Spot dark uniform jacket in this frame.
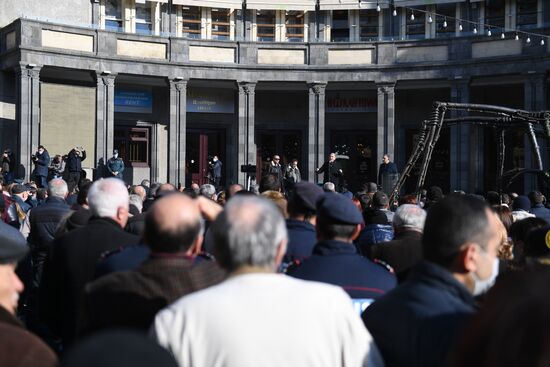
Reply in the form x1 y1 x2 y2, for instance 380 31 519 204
363 260 476 367
529 203 550 224
27 197 70 288
287 239 397 300
82 255 225 334
283 219 317 264
378 162 398 184
317 161 343 189
2 152 15 172
368 229 423 283
107 157 125 178
65 150 86 172
39 217 139 344
33 150 50 177
212 160 222 179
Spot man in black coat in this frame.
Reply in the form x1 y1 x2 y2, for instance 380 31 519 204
39 178 139 345
82 194 225 334
265 154 283 191
315 153 344 192
368 204 426 283
287 193 397 307
32 146 50 189
363 196 501 367
64 147 86 193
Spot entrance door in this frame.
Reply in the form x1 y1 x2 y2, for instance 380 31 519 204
329 130 376 192
256 130 302 178
186 130 225 187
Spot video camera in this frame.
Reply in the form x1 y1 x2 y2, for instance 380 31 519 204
240 164 257 174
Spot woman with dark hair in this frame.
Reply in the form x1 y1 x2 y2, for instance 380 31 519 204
492 205 513 235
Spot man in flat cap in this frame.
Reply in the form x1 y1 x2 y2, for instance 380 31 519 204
6 184 32 229
283 181 324 266
287 193 396 306
0 221 58 367
106 149 125 180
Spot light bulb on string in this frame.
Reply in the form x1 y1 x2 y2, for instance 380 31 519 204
376 2 380 12
541 38 545 46
473 26 477 34
393 8 397 16
501 32 505 39
515 33 519 40
459 23 463 31
428 14 433 23
410 12 414 21
443 19 447 28
487 29 492 36
526 36 531 44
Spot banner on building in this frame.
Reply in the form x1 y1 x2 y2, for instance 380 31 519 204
326 92 377 113
115 90 153 114
187 88 234 113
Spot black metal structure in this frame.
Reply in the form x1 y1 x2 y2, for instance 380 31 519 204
390 102 550 203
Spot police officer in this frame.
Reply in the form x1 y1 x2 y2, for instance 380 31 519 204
315 153 344 192
287 192 396 303
107 149 125 180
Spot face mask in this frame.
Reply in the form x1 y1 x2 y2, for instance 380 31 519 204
114 154 118 158
472 257 499 296
213 157 218 162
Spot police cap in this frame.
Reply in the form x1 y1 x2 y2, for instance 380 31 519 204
292 182 324 212
316 192 363 225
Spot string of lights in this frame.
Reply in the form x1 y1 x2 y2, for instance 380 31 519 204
358 0 549 46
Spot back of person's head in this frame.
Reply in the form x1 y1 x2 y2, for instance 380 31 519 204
259 174 280 193
322 182 335 192
372 191 389 209
423 195 491 268
485 191 501 206
426 186 444 202
87 178 129 219
393 204 426 232
528 190 544 206
512 195 531 212
398 194 418 206
492 205 513 234
363 208 389 225
524 225 550 258
129 194 143 214
157 183 176 195
509 217 547 263
131 185 147 201
199 184 216 199
226 184 244 200
79 178 92 190
144 194 202 253
362 182 378 194
449 269 550 367
261 190 288 218
211 196 287 272
77 181 92 206
47 178 68 199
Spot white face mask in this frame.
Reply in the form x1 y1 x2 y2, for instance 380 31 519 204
114 154 118 158
472 257 499 296
213 157 218 162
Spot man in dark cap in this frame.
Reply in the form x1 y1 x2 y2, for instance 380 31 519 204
6 184 32 229
287 193 397 306
372 191 394 223
0 221 58 367
283 182 324 266
511 195 535 222
106 149 125 180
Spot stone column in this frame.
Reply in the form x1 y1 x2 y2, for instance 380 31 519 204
524 73 546 192
376 82 396 175
308 82 327 182
91 0 101 27
237 82 256 186
168 78 188 186
449 78 470 192
16 64 41 181
95 72 116 177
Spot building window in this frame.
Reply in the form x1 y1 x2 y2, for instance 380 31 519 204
517 0 538 29
212 9 231 40
359 9 378 41
331 10 349 42
406 7 425 39
105 0 123 32
485 0 505 28
257 10 276 42
182 6 201 38
135 2 152 35
436 4 455 38
114 127 150 167
286 11 305 42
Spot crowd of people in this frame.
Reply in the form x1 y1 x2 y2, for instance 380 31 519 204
0 168 549 367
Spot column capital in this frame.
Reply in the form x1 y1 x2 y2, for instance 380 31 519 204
376 82 395 95
237 81 256 95
308 82 327 95
16 64 42 78
169 78 188 92
95 71 117 86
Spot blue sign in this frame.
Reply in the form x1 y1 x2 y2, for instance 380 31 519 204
187 88 234 114
115 90 153 114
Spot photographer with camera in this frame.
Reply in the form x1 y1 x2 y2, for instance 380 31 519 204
64 146 86 193
2 148 15 184
209 155 222 190
32 145 50 189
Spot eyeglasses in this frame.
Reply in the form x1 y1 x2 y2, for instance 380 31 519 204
274 158 280 161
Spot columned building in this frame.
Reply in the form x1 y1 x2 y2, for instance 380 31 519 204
1 0 549 193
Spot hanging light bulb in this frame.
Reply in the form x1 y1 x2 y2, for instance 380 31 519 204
473 26 477 34
428 14 433 23
515 33 519 40
541 38 545 46
459 23 463 31
376 2 380 12
410 12 414 21
487 29 492 36
501 32 505 39
526 36 531 43
443 19 448 28
393 8 397 16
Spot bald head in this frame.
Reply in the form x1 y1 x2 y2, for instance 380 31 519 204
158 183 176 194
144 194 203 253
132 185 146 201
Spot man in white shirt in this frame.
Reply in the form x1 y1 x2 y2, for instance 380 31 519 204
152 195 380 367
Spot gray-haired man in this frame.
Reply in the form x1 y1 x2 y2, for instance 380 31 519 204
152 195 380 367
